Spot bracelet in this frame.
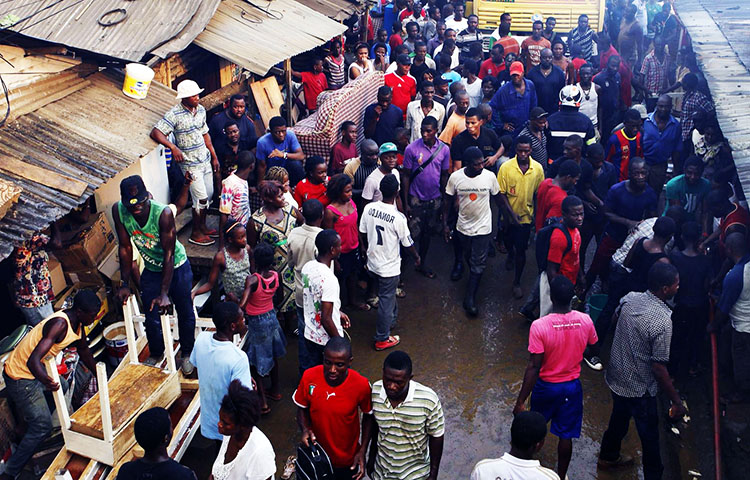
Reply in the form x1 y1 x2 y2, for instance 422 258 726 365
283 151 288 160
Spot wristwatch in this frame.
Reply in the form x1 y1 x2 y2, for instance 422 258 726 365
283 151 288 160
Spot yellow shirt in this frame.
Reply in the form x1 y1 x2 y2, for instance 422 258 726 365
497 157 544 224
5 312 81 380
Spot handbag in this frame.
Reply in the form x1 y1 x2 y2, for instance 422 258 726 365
294 442 334 480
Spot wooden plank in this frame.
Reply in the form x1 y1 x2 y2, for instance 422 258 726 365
249 76 283 129
70 364 168 438
0 156 88 196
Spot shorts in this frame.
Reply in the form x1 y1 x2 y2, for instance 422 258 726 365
180 161 214 209
338 249 361 279
530 378 583 439
407 196 442 239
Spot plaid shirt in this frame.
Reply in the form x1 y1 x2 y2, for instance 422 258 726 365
681 89 714 140
154 103 211 166
606 291 672 397
640 52 670 96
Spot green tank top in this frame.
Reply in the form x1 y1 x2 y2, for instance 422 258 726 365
118 201 187 272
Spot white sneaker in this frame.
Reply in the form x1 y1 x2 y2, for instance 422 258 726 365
584 355 604 371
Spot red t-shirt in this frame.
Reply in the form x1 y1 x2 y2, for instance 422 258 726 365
294 178 330 207
497 36 520 57
301 72 328 111
293 366 373 467
330 142 358 173
535 179 568 231
389 33 404 50
384 72 417 117
548 226 582 284
478 59 505 79
720 203 750 246
570 57 587 83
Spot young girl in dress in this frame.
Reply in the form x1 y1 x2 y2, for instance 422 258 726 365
240 242 287 414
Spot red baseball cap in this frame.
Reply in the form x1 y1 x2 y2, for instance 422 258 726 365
509 61 524 76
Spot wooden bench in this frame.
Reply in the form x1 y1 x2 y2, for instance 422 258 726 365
45 296 181 466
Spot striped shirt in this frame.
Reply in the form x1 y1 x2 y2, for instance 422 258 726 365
568 27 595 61
154 103 210 166
371 380 445 480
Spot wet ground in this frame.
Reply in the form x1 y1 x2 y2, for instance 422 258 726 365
181 235 699 479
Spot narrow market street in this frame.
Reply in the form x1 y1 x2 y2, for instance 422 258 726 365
183 239 693 480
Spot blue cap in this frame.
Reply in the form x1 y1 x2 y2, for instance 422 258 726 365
379 142 398 155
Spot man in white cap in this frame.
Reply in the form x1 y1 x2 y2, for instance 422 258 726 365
151 79 219 246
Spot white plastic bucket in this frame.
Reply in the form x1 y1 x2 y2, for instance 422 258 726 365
122 63 154 100
103 322 128 366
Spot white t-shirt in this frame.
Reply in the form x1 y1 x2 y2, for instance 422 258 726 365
445 168 500 236
301 260 343 345
362 168 400 203
359 201 413 277
460 77 483 108
471 453 560 480
211 427 276 480
444 17 468 34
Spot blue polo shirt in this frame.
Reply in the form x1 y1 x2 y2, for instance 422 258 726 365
642 112 682 166
489 79 537 134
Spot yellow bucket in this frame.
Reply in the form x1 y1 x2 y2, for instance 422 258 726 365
122 63 154 100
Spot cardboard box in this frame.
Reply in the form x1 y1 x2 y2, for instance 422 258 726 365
64 269 105 287
48 255 67 297
97 245 120 280
54 283 109 335
53 212 116 272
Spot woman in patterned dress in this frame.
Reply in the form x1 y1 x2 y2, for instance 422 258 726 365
248 180 303 332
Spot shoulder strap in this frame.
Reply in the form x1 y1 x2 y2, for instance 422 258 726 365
409 142 445 183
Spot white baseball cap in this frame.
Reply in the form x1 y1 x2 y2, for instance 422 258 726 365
175 79 204 99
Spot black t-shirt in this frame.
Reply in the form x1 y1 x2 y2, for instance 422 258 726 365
547 156 593 200
116 459 196 480
450 126 501 165
208 110 258 150
669 250 711 307
628 237 666 292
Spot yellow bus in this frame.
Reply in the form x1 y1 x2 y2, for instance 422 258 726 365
472 0 605 35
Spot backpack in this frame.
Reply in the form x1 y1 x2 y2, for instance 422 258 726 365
535 219 573 273
294 443 334 480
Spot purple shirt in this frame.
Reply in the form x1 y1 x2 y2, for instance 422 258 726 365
403 138 450 200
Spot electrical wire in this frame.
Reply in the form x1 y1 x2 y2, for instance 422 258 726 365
0 53 13 128
240 0 283 21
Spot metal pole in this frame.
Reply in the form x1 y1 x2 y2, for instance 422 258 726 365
284 58 293 126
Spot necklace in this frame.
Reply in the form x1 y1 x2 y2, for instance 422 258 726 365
580 84 592 100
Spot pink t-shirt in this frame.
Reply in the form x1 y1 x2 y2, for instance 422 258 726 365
528 311 597 383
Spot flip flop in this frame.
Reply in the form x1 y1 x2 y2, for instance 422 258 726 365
205 229 219 238
353 303 371 311
416 267 436 279
396 287 406 298
367 297 379 309
261 405 272 415
188 237 215 246
265 392 283 402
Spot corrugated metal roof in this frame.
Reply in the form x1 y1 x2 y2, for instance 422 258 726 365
193 0 347 75
0 69 176 260
149 0 223 59
0 0 204 62
296 0 361 21
673 0 750 199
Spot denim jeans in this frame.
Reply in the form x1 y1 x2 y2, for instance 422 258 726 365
140 261 196 357
374 274 399 342
3 374 53 476
600 392 663 480
18 302 54 326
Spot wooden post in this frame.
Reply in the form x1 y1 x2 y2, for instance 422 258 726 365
284 58 293 127
123 297 139 365
44 357 71 430
96 362 113 443
362 1 370 43
161 314 177 374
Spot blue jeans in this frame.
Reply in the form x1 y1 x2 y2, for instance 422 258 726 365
18 302 54 326
374 274 399 342
3 374 53 476
140 262 196 357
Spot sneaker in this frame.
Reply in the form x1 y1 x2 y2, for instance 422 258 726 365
374 335 401 351
181 358 195 376
597 454 634 469
584 355 604 371
143 355 164 367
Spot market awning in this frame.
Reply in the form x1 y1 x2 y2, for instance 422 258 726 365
673 0 750 198
193 0 347 76
296 0 361 22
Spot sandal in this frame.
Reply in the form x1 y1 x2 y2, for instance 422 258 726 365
416 267 436 279
188 236 215 246
261 405 271 415
396 287 406 298
367 297 379 309
265 392 283 402
353 303 371 311
281 456 296 480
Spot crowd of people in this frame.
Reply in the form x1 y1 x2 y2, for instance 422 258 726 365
4 0 747 479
